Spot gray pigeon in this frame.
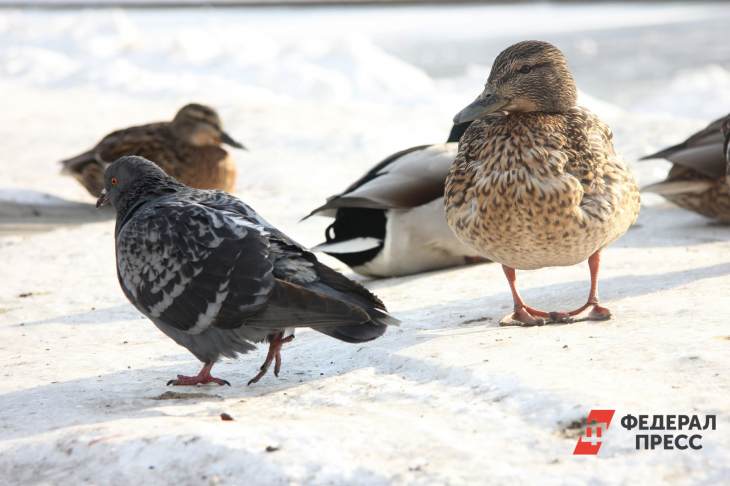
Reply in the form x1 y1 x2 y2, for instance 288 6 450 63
98 156 398 386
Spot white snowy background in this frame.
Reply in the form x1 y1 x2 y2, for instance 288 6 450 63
1 2 729 484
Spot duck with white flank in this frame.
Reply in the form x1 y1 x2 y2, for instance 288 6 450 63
445 41 640 326
98 156 398 386
307 122 484 277
62 103 245 198
642 114 730 222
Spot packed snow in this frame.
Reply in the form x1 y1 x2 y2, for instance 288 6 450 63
1 3 729 484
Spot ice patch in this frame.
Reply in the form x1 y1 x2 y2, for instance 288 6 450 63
636 64 730 120
0 11 436 105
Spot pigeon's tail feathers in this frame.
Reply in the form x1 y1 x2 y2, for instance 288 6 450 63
310 261 383 308
315 320 388 343
320 303 398 342
60 149 98 174
309 260 400 332
244 278 379 331
265 263 399 343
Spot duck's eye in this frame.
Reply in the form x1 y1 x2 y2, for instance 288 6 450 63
518 65 532 74
111 177 118 186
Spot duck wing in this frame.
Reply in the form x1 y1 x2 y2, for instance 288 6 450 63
305 143 457 218
641 115 729 179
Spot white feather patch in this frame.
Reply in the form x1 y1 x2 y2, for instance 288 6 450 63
312 237 382 254
188 284 230 334
149 280 189 317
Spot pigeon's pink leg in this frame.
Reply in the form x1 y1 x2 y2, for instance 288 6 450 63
167 362 230 386
247 333 295 386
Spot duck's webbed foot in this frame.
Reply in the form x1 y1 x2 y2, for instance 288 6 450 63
501 305 546 326
167 362 230 386
499 265 572 326
567 299 612 321
247 333 295 386
500 305 572 326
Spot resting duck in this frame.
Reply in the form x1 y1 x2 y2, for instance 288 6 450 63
641 114 730 222
306 122 485 277
61 103 245 197
445 40 640 326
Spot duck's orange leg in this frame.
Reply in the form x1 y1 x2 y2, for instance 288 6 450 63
566 251 611 321
501 265 570 326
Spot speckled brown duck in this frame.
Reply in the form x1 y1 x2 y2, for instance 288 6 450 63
61 103 245 197
642 114 730 222
444 40 640 326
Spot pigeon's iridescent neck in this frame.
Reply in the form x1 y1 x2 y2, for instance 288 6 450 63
113 180 184 230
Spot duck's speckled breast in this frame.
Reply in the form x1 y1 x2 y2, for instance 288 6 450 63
170 146 238 193
445 109 640 270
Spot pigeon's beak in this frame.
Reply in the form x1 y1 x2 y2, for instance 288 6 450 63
96 189 111 208
221 131 247 150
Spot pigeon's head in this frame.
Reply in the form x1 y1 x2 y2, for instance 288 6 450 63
171 103 246 150
454 40 577 124
97 156 181 210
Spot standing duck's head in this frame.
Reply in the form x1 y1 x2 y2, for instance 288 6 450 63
454 40 577 123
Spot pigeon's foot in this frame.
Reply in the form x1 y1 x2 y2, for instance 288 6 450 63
167 362 230 386
247 333 295 386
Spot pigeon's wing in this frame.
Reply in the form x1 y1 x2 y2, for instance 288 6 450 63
191 190 308 248
192 191 398 338
641 115 728 179
116 200 275 333
117 199 374 334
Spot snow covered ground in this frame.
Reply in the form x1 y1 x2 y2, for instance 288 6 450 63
1 3 730 484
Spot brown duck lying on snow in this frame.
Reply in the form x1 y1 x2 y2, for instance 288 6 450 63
306 122 484 278
642 114 730 222
61 103 245 197
445 40 641 326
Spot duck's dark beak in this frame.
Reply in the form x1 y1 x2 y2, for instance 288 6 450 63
221 131 247 150
96 189 110 208
453 87 509 124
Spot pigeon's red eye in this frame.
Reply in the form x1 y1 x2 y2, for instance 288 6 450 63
111 177 118 186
